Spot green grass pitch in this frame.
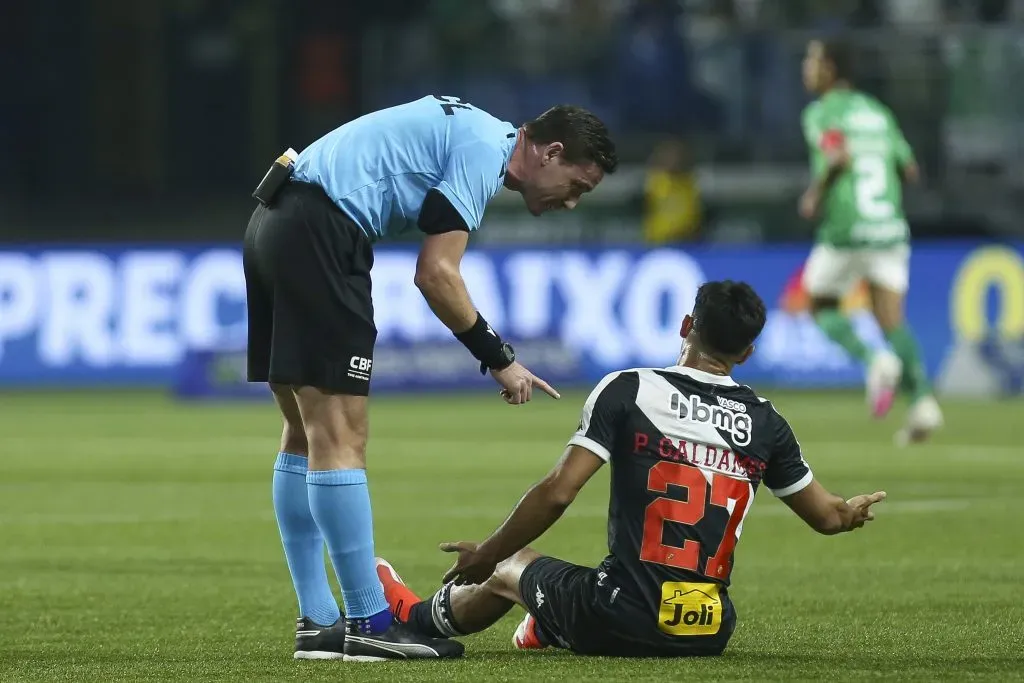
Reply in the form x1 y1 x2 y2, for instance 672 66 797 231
1 389 1022 682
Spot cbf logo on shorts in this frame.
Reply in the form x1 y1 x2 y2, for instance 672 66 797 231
669 392 753 446
348 355 372 382
658 582 722 636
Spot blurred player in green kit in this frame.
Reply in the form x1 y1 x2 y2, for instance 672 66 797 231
799 38 943 444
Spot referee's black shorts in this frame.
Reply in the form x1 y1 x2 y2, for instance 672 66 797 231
242 181 376 396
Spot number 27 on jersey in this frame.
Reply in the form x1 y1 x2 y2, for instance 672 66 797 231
640 461 752 580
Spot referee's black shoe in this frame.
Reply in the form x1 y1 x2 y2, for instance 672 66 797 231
342 619 464 661
293 616 345 660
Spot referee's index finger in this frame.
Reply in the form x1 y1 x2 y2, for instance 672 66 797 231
532 375 560 400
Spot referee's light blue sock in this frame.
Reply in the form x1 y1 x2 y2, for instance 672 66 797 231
273 453 342 627
306 468 392 634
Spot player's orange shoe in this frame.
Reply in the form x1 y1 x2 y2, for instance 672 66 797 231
375 557 421 624
512 612 548 650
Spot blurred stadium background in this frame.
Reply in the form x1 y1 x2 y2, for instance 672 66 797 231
2 1 1023 681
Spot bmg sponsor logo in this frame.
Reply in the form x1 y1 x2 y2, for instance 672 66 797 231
670 392 753 446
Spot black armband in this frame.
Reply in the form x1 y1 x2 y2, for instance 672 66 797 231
454 313 515 374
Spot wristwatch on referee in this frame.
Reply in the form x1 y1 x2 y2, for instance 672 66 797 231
455 313 516 375
478 341 515 375
494 342 516 370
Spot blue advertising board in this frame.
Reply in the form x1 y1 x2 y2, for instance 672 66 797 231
0 242 1021 395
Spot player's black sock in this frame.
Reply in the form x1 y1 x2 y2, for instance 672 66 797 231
409 601 446 638
409 583 466 639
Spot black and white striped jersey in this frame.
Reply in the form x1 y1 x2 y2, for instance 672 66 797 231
566 365 812 613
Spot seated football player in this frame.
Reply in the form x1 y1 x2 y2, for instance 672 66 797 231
377 280 887 657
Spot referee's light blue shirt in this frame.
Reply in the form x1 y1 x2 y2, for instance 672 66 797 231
292 96 518 242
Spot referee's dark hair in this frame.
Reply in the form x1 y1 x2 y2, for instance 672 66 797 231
524 105 618 174
821 37 856 83
691 280 767 358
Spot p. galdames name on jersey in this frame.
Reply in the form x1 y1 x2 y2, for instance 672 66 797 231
633 429 767 483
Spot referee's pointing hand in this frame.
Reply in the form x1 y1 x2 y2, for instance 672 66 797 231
491 361 560 405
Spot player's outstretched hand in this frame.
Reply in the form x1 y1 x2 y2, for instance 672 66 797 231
439 541 498 586
845 490 887 529
799 188 820 220
490 361 560 405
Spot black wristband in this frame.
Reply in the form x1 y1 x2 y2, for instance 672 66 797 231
454 313 514 373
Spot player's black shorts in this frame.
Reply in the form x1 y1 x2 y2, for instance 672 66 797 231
519 557 735 658
243 181 376 396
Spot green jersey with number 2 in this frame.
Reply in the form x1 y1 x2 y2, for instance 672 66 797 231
802 89 914 248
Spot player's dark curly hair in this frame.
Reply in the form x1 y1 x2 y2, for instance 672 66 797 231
524 106 618 174
821 38 856 82
691 280 767 357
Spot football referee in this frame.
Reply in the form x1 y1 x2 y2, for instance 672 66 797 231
243 95 617 661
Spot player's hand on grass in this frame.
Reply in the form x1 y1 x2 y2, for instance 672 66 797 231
439 541 498 586
491 361 560 405
845 491 887 529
